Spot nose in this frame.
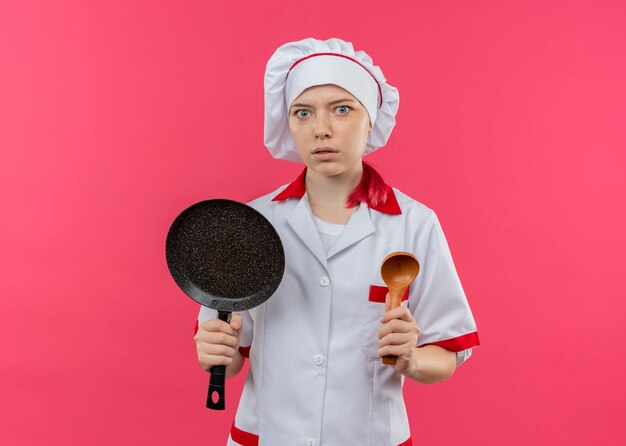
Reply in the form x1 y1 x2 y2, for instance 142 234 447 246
313 112 332 139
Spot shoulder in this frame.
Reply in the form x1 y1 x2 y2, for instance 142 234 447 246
379 188 446 248
245 183 291 218
389 189 457 255
388 187 437 224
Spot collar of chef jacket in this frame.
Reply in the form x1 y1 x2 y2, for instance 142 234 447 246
272 166 402 214
271 167 402 268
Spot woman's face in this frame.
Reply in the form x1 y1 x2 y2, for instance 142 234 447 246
288 84 372 177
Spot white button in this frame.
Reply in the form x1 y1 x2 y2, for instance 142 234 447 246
306 439 315 446
314 354 325 366
319 276 330 287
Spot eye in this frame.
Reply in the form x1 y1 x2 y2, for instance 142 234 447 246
295 109 310 119
335 105 351 114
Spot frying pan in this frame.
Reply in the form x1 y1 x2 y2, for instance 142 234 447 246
165 199 285 410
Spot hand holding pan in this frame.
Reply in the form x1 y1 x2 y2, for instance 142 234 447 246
380 251 420 365
165 199 285 410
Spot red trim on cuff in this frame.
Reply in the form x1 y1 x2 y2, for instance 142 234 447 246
419 331 481 352
369 285 409 303
239 345 251 358
231 421 259 446
398 438 413 446
194 320 198 335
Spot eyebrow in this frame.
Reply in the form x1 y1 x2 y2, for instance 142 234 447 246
289 98 358 109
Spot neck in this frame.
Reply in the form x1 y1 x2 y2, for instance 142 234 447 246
305 163 363 224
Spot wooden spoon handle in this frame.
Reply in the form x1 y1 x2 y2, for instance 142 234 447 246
388 287 404 310
382 287 406 365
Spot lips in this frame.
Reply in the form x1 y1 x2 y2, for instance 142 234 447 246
312 147 338 154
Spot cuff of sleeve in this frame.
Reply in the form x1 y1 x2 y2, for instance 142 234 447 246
418 331 480 352
455 348 473 366
238 346 251 358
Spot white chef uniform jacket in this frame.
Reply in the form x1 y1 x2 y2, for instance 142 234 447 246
198 170 480 446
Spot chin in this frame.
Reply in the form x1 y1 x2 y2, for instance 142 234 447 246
313 163 353 177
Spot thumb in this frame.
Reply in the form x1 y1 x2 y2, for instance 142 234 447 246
385 292 391 312
230 314 243 331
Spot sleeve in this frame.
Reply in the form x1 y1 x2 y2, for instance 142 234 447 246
196 306 255 358
409 210 480 367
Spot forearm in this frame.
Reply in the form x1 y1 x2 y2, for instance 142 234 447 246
403 345 456 384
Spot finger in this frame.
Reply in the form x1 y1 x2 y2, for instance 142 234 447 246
198 353 233 369
199 318 237 336
380 306 414 324
196 331 239 348
378 320 416 339
379 330 418 349
199 343 237 358
378 343 413 359
378 332 408 347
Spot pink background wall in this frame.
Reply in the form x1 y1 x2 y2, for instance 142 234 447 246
1 1 625 444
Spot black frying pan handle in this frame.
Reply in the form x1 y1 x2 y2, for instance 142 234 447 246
206 310 231 410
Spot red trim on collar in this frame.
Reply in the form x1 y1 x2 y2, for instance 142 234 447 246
377 184 402 214
271 168 307 201
271 167 401 215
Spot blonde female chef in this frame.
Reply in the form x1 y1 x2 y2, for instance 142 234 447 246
194 37 480 446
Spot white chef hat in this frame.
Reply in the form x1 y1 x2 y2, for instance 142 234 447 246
264 37 400 162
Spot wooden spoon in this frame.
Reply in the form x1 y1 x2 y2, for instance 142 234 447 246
380 251 420 365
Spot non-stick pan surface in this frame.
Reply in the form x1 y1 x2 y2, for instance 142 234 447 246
165 199 285 409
